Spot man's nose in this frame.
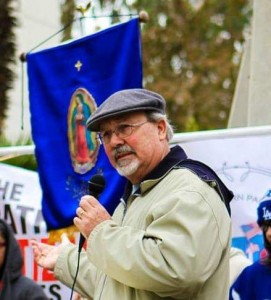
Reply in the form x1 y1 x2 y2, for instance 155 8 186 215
108 131 124 146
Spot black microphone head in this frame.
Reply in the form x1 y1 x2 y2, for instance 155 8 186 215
88 174 106 197
78 174 106 253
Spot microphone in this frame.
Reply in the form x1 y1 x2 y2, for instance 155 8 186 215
78 174 106 252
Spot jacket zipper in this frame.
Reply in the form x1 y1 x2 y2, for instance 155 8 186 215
98 275 107 300
98 198 127 299
120 197 127 223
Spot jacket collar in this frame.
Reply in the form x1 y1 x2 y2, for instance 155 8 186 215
122 145 187 201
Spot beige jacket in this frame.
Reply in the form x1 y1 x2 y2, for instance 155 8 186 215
55 167 231 299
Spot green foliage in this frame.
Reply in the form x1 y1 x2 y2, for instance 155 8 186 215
0 0 17 135
92 0 252 132
0 1 34 170
0 135 37 171
60 0 76 41
135 0 251 132
3 154 37 171
185 116 200 132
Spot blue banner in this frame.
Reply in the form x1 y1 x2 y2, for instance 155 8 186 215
27 18 142 231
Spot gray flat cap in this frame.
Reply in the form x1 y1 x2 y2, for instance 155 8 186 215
87 89 166 131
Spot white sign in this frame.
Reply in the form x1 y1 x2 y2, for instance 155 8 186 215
0 163 71 299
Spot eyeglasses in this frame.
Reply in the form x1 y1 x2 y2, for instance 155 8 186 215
98 121 149 144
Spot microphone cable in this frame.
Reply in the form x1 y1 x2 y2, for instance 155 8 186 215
69 246 82 300
69 174 106 300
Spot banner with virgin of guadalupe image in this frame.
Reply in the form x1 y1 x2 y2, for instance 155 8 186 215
27 17 143 232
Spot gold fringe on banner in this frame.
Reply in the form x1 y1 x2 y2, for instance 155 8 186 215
48 225 79 244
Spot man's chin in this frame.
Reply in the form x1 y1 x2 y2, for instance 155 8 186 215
116 157 134 168
116 161 139 177
116 167 135 177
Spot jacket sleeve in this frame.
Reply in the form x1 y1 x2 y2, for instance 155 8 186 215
54 243 97 299
87 181 231 298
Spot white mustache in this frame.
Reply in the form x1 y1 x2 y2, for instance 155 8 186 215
113 145 135 159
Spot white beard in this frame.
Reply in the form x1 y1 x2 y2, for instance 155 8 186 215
116 157 140 177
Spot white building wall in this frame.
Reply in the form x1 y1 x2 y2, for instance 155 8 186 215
228 0 271 128
3 0 62 142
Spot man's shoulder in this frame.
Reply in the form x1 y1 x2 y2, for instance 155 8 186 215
174 158 233 215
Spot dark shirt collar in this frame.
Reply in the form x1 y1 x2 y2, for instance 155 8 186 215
142 145 187 181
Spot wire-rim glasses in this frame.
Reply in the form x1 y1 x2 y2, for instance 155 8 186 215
98 121 149 144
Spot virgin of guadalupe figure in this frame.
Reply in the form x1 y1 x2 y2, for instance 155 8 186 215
67 88 99 174
74 95 90 164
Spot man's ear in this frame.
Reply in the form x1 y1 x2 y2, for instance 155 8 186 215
157 119 167 140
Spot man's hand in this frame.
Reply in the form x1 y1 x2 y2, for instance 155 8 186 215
30 233 71 271
74 195 111 240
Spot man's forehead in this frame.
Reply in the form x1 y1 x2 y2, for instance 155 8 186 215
99 111 146 130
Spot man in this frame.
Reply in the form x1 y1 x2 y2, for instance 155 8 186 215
0 219 48 300
31 89 232 300
230 189 271 299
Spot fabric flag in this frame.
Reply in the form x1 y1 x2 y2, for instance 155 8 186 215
241 223 263 261
26 18 142 232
